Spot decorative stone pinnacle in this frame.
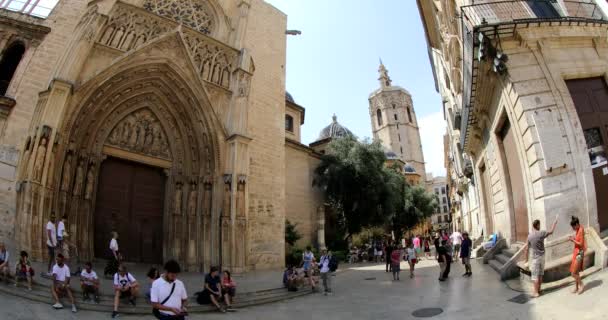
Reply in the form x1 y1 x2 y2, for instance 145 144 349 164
332 114 337 122
378 59 392 88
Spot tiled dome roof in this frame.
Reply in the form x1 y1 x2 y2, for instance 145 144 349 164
317 114 353 141
404 163 416 173
285 91 295 103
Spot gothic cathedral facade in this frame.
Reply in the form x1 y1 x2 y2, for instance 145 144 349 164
0 0 321 272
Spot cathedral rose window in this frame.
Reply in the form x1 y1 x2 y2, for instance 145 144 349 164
143 0 215 35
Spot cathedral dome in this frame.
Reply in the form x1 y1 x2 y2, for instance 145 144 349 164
285 91 295 103
385 150 399 160
404 163 416 173
317 114 353 141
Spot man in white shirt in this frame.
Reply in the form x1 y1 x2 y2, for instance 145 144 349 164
57 215 66 253
51 254 77 313
450 231 463 262
46 214 57 274
80 261 100 303
112 264 139 318
151 260 188 319
319 249 333 296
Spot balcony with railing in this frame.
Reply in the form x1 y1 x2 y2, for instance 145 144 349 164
459 0 608 148
0 0 58 18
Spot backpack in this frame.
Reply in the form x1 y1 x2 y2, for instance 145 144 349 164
329 256 338 272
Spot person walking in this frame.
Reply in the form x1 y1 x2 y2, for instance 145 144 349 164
443 239 453 279
319 249 333 295
0 242 9 283
569 216 586 295
413 235 421 261
46 213 58 275
433 233 440 260
423 237 431 259
437 240 448 281
301 246 317 291
524 217 558 298
106 232 120 277
151 260 188 320
450 230 463 262
460 232 473 277
405 240 417 278
385 242 394 272
390 245 402 281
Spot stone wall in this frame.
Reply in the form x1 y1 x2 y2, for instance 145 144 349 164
243 0 287 269
285 142 323 248
0 0 88 246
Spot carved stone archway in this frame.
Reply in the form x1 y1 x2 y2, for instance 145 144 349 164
50 62 225 271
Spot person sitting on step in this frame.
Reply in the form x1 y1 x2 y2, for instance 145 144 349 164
221 270 236 311
196 266 226 313
0 242 9 283
80 261 100 303
112 264 139 318
15 250 34 291
51 253 77 313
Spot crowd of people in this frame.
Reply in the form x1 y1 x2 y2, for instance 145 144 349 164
0 213 590 317
283 247 338 295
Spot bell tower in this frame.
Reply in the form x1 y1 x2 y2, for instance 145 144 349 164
368 60 426 176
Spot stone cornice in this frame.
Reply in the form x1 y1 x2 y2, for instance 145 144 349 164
0 96 16 118
0 9 51 39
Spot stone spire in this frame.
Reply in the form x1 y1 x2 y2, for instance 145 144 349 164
378 59 392 88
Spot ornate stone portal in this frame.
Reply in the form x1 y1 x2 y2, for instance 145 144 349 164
13 2 255 272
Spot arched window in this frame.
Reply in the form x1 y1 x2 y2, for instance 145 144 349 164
285 115 294 132
393 114 398 121
0 42 26 96
376 109 383 126
407 107 413 123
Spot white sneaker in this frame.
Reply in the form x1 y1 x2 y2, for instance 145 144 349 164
72 305 77 313
52 303 63 309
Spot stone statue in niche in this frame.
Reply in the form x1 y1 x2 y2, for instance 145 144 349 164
84 164 96 200
33 137 48 182
20 137 32 179
187 182 197 216
105 109 171 160
174 182 183 216
60 153 73 192
73 159 85 196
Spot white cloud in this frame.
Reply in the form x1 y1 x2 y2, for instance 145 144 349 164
419 111 446 177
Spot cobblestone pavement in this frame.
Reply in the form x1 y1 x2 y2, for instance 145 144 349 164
1 259 606 320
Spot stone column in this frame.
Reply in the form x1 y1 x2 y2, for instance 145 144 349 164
317 205 326 250
186 180 199 270
201 176 213 271
220 174 232 269
234 175 247 273
172 181 184 260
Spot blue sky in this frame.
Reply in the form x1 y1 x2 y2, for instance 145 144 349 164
266 0 447 177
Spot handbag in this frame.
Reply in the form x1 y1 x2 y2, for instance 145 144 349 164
152 282 176 319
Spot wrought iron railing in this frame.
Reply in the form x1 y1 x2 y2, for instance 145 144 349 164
459 0 607 147
462 0 603 27
0 0 58 18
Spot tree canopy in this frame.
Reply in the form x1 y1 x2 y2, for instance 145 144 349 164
313 136 438 239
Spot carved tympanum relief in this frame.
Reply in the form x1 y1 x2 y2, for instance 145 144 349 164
106 109 172 160
143 0 215 35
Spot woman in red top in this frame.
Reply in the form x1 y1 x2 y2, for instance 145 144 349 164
221 270 236 311
568 216 586 294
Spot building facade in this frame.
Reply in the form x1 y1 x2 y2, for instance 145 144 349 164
426 175 450 232
369 61 426 177
0 0 324 272
418 0 608 252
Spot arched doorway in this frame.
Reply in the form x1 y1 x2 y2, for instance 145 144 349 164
51 62 223 269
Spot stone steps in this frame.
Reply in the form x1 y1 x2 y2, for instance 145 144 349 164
488 259 504 272
494 253 510 265
0 280 311 314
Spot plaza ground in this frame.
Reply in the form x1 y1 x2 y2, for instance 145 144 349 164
1 259 606 320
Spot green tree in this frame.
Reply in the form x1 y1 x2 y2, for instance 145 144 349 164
285 219 302 247
313 136 396 238
392 184 438 237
